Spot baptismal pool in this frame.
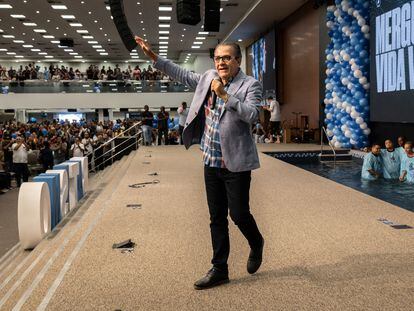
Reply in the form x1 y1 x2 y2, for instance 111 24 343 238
265 152 414 213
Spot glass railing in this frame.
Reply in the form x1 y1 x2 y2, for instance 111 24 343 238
0 80 193 94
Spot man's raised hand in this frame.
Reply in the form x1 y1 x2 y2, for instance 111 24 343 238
135 36 157 62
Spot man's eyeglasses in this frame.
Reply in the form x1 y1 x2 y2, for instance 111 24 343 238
214 55 236 63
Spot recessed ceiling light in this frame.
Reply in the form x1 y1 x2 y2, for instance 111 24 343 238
94 20 98 23
159 46 168 49
23 22 37 26
140 21 144 23
131 56 139 59
100 52 108 55
13 40 24 43
99 27 103 30
159 36 169 40
61 15 76 19
107 39 111 42
159 31 169 34
96 49 105 52
220 8 223 12
0 4 13 9
88 11 91 14
50 40 60 44
76 30 88 33
56 27 59 30
43 35 55 39
64 49 73 52
51 5 67 10
88 41 98 44
106 6 110 10
10 14 25 19
139 12 142 15
69 23 83 27
104 34 107 36
7 52 16 55
36 10 39 13
159 24 170 28
191 46 201 49
38 52 47 55
159 49 168 53
45 55 54 58
196 37 206 40
92 45 102 48
47 20 50 23
0 29 3 33
15 55 24 58
83 35 93 39
159 41 168 44
159 6 172 11
0 49 7 51
3 35 15 38
183 28 186 31
69 52 78 55
74 55 83 58
31 48 40 51
33 29 47 33
11 26 14 29
159 16 171 20
193 41 203 44
238 39 243 42
199 32 209 35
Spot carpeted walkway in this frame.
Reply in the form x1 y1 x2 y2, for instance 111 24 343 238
1 145 414 310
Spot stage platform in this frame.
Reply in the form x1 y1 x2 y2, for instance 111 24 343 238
1 144 413 310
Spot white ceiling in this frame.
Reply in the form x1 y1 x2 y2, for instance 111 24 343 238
0 0 256 63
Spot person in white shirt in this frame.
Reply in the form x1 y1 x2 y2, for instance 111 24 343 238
177 101 189 145
264 96 281 139
71 137 85 158
12 136 30 187
82 132 94 170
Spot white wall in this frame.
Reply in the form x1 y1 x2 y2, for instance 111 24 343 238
0 92 195 109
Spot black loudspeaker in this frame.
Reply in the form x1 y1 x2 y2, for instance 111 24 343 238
204 0 220 32
108 0 137 52
60 38 74 47
120 108 128 112
67 109 77 112
209 48 216 59
103 109 109 117
177 0 201 25
4 109 15 113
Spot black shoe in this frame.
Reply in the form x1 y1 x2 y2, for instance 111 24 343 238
247 238 264 274
194 267 229 290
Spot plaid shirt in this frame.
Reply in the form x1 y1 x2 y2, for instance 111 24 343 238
201 82 231 168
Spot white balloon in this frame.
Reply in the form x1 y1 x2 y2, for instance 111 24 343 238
343 54 350 61
335 55 341 62
324 98 330 105
350 139 357 145
353 11 359 18
360 122 368 130
341 125 347 132
349 58 355 65
354 70 363 78
326 113 333 120
327 130 334 137
358 18 366 27
326 54 334 61
361 25 370 33
345 130 352 138
356 117 364 124
363 83 370 90
327 83 333 90
346 106 352 114
350 111 359 119
363 128 371 135
334 141 342 148
341 78 349 85
348 8 354 15
359 77 367 85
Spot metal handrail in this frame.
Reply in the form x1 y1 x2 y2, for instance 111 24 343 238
320 126 336 164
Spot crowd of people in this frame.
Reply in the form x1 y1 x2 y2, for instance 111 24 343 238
0 63 169 82
0 119 135 191
362 136 414 183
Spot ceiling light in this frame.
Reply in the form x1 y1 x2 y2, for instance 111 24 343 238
7 52 16 55
159 24 170 28
159 6 172 11
100 53 108 55
159 46 168 49
45 55 54 58
191 46 201 49
159 16 171 20
193 41 203 44
3 35 15 38
43 35 55 38
22 44 33 48
199 31 209 35
88 11 91 14
220 8 223 12
238 39 243 42
69 52 78 55
159 49 168 53
159 36 169 40
51 40 60 44
106 6 110 10
13 40 24 43
88 41 98 44
69 23 83 27
159 53 167 56
94 20 98 23
34 29 47 33
159 41 168 45
0 29 3 33
61 15 76 19
74 55 83 58
23 22 37 26
38 52 47 55
64 49 73 52
92 45 102 48
76 30 88 33
0 49 7 51
31 48 40 51
11 14 25 19
15 55 24 58
159 31 169 34
0 4 13 9
187 53 191 55
96 49 105 52
51 4 67 9
196 37 206 40
131 56 139 59
83 35 93 39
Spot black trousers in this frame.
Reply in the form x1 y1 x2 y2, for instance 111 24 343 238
13 163 29 187
204 166 263 271
157 128 169 145
178 125 184 145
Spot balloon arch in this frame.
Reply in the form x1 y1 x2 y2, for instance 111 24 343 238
324 0 371 149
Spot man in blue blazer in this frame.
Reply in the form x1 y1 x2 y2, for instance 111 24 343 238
136 36 264 290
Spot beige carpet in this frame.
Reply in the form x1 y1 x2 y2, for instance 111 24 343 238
1 145 414 311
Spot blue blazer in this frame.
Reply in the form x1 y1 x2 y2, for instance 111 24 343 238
154 57 262 172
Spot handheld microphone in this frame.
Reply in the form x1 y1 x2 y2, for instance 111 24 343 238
211 76 222 110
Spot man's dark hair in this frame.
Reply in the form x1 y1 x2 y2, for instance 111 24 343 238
405 141 413 147
372 142 381 148
267 96 273 100
215 42 242 58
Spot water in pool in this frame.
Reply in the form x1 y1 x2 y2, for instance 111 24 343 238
268 154 414 213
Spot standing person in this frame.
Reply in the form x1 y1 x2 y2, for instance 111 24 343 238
264 96 281 139
400 141 414 183
136 36 264 289
177 102 189 145
141 105 154 146
71 137 85 158
361 143 382 180
12 136 30 187
396 136 407 158
157 106 169 146
39 141 54 172
380 139 401 180
82 132 94 169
